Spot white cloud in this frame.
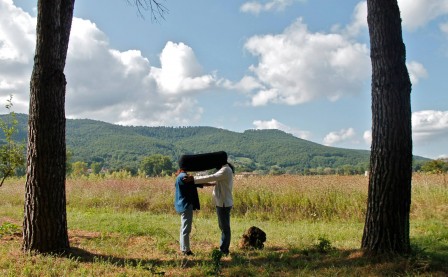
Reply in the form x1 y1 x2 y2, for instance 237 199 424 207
323 128 356 146
66 27 212 125
251 89 278 106
224 75 264 93
412 110 448 141
361 111 448 159
346 1 448 32
253 118 311 139
406 61 428 85
240 0 303 15
0 0 35 112
342 1 367 37
440 22 448 34
398 0 448 31
240 1 264 14
364 111 448 141
239 1 435 108
363 130 372 146
0 0 35 63
151 41 215 95
337 0 448 36
242 18 370 106
0 1 216 126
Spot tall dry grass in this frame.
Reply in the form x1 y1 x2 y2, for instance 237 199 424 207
2 173 446 223
233 174 368 221
64 175 369 221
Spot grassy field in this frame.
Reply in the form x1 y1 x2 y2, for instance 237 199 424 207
0 174 447 276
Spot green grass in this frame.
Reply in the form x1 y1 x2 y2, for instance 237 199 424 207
0 174 447 276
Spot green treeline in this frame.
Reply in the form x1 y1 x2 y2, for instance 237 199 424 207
0 114 430 176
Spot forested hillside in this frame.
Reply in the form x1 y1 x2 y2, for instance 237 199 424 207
0 114 428 174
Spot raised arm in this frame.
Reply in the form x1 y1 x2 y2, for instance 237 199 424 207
193 167 228 184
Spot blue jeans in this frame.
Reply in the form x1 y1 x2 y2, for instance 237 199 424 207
180 205 193 252
216 206 232 253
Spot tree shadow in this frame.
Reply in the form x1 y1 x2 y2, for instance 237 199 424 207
65 247 212 275
8 229 446 276
223 244 448 276
61 235 448 276
66 247 160 273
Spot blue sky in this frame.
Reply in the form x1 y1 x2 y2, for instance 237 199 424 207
1 0 448 159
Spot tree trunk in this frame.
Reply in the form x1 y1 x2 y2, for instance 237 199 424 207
23 0 75 254
361 0 412 254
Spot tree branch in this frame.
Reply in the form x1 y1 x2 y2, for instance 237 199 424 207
127 0 169 22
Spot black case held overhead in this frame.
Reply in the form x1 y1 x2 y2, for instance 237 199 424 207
178 151 227 172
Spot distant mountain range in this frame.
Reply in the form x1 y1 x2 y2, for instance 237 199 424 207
1 113 428 174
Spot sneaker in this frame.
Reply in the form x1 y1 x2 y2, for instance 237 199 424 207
182 250 194 256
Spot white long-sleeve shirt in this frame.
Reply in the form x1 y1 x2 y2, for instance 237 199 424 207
193 164 233 207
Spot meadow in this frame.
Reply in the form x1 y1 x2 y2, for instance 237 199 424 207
0 173 447 276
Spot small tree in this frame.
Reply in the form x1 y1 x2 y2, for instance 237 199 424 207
66 149 73 175
0 96 25 187
90 162 102 175
421 159 448 174
269 165 284 175
71 161 88 177
140 154 174 177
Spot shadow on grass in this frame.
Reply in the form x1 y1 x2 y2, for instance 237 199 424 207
216 243 448 276
64 244 448 277
62 231 448 277
66 247 221 275
66 247 166 274
411 236 448 269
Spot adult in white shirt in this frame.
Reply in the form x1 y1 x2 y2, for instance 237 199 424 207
185 162 234 255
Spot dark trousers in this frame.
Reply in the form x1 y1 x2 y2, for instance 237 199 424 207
216 206 232 253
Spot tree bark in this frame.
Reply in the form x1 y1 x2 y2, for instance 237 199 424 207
23 0 75 254
361 0 412 254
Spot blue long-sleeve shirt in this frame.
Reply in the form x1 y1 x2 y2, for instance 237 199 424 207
174 172 203 213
